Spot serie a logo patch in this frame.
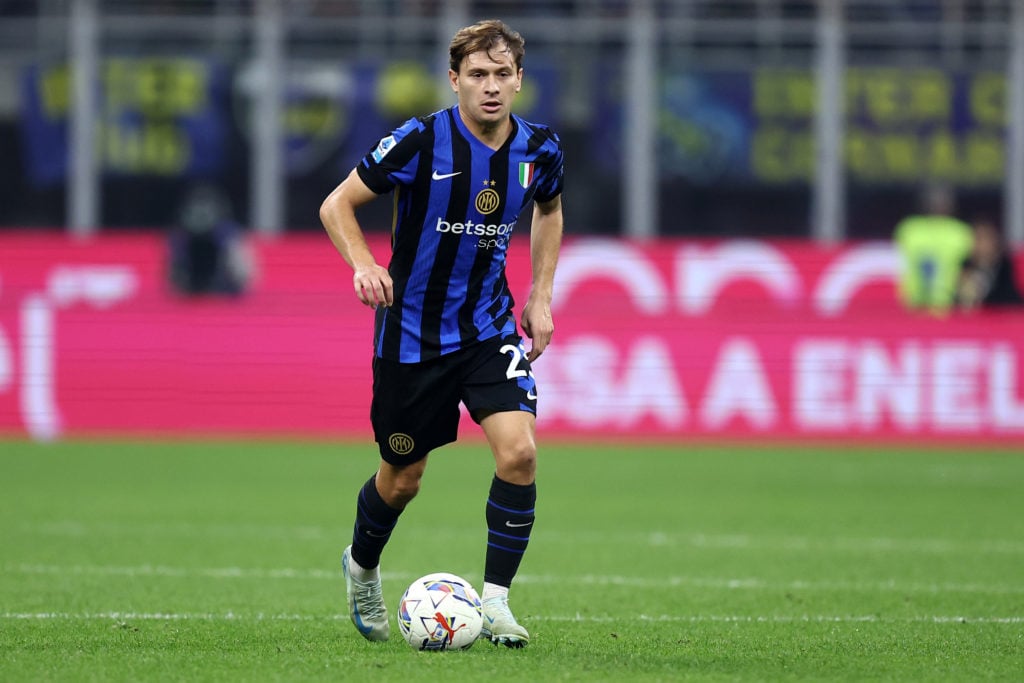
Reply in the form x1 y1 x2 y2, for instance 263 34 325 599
371 135 396 163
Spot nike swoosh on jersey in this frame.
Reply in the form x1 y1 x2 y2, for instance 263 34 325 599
431 170 462 180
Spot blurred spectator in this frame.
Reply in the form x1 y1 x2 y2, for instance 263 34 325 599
893 184 973 312
168 183 253 296
955 217 1023 309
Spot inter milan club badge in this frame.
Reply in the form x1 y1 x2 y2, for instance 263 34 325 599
475 179 500 214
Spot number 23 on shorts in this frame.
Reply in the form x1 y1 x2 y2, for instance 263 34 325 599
500 342 537 401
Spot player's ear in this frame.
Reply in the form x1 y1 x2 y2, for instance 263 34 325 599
449 69 459 93
516 69 523 92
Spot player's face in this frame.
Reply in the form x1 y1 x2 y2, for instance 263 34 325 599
450 43 522 134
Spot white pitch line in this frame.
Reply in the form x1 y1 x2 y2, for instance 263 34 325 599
543 614 1024 625
21 522 1024 556
517 574 1024 596
7 563 1024 595
642 532 1024 555
7 563 345 581
1 612 1021 625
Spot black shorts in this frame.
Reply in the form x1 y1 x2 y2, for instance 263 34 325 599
370 333 538 465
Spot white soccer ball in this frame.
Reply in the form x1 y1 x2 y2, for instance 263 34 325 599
397 572 483 651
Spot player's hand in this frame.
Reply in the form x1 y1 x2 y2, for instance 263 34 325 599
521 297 554 362
352 264 393 309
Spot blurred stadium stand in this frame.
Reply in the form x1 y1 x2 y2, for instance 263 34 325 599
0 0 1021 243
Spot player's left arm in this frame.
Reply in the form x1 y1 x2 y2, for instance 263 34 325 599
522 194 563 362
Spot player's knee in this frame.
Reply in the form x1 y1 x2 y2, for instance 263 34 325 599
391 480 421 507
497 437 536 481
514 439 537 471
378 462 425 507
381 476 420 508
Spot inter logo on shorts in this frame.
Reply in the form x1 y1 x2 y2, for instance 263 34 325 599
518 162 535 188
388 433 415 455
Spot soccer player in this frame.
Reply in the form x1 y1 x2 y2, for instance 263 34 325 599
319 19 564 648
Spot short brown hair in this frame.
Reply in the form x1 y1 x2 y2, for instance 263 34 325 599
449 19 525 73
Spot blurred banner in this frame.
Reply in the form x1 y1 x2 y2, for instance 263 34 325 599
20 58 231 184
597 65 1005 187
18 57 557 184
13 59 1004 236
20 60 1004 187
1 233 1022 443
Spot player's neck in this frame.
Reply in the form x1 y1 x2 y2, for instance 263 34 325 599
458 110 512 150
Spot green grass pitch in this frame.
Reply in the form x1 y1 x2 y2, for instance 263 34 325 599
1 439 1022 681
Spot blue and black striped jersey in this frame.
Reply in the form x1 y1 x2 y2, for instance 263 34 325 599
356 105 564 363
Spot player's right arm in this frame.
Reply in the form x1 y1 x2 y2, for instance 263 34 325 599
320 168 394 309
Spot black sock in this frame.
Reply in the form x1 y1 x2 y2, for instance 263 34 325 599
484 475 536 588
350 475 402 570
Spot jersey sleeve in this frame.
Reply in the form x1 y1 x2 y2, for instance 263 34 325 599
355 116 427 195
533 132 565 204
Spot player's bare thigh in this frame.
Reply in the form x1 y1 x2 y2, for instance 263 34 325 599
480 410 536 485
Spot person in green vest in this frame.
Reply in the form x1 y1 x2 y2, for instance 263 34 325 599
894 184 973 312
